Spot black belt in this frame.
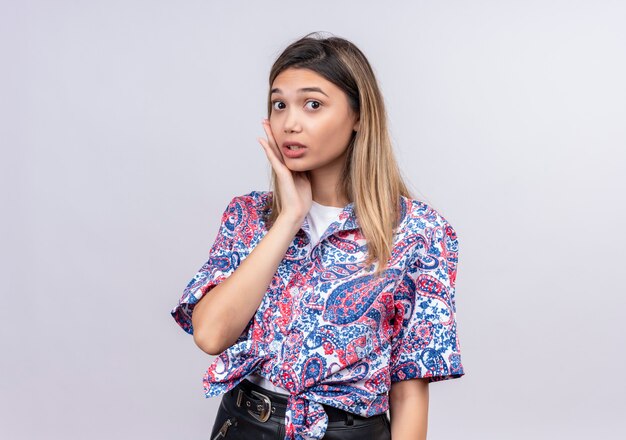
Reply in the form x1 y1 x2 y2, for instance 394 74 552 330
230 378 367 425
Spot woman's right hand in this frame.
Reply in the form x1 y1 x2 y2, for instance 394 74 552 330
257 118 312 221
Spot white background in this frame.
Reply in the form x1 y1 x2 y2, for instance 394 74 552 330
2 1 624 439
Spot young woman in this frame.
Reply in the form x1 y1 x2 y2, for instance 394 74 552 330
171 32 465 440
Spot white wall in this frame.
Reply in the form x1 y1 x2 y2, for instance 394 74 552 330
1 0 624 438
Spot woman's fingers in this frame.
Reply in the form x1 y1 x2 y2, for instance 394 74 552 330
259 119 288 172
262 118 277 147
257 135 282 172
257 118 311 219
258 121 288 176
261 118 284 166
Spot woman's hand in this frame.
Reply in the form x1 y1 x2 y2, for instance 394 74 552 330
257 118 312 221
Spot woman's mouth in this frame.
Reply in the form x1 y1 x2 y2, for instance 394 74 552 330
282 141 308 158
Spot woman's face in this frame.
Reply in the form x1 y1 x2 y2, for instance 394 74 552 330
269 67 359 173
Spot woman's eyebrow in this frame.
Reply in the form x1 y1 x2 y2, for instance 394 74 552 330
271 87 329 97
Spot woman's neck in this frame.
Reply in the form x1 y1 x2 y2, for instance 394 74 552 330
308 159 349 208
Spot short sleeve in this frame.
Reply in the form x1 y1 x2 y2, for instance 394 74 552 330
170 196 245 335
389 218 465 383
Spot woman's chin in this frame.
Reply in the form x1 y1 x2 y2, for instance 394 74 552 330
284 161 312 173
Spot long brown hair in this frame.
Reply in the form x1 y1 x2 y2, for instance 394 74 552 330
265 31 414 276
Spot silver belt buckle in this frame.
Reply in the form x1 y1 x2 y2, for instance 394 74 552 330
247 389 272 423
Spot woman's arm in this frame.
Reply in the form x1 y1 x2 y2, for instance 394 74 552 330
389 378 429 440
192 212 303 355
192 118 312 355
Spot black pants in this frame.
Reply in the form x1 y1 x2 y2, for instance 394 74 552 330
209 379 391 439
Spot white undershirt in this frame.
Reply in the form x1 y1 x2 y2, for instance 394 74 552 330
246 200 345 395
306 199 345 245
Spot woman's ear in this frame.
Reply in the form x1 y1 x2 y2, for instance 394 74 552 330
353 117 360 132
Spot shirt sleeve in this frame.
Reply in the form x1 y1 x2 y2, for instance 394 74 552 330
389 217 465 383
170 196 246 335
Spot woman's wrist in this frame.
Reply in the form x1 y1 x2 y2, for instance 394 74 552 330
275 212 305 233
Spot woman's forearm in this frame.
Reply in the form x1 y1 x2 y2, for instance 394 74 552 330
389 378 429 440
192 213 303 355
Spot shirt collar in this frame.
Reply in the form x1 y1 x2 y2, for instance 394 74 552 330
262 191 409 243
300 201 358 244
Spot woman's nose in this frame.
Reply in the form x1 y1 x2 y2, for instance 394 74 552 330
283 111 301 133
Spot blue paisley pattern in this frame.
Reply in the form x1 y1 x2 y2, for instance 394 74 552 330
171 190 464 439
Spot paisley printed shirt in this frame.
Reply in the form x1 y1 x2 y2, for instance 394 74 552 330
171 190 465 440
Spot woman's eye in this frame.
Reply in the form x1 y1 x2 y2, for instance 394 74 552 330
272 101 286 110
305 100 321 110
271 100 320 111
